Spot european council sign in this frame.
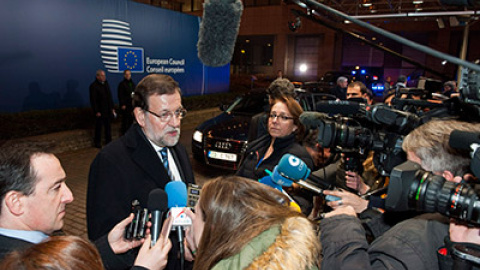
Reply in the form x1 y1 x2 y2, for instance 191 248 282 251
118 47 144 72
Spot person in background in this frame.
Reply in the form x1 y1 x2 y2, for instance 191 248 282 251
247 78 296 142
89 69 115 148
118 69 136 135
238 95 314 214
184 176 320 270
331 76 349 100
395 75 407 92
346 81 374 104
237 96 313 181
442 81 457 97
276 70 284 79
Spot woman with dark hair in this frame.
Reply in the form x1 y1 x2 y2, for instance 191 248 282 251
237 95 314 181
185 176 320 270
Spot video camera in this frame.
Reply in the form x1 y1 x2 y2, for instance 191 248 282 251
385 130 480 225
385 161 480 225
300 102 421 176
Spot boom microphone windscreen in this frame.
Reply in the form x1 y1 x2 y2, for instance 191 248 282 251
449 130 480 150
197 0 243 67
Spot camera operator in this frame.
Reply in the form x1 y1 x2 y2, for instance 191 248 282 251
320 120 480 270
329 81 385 207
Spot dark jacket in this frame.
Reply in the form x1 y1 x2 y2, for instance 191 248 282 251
320 214 451 270
118 79 135 110
87 124 194 270
236 133 314 181
87 123 194 240
89 79 114 115
331 85 347 100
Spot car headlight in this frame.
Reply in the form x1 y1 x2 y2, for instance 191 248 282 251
193 130 203 143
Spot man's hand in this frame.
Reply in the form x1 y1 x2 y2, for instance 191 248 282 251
345 171 370 195
134 235 172 270
324 205 357 219
324 189 369 214
108 214 145 254
450 219 480 244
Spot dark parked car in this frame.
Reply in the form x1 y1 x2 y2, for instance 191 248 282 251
191 88 335 170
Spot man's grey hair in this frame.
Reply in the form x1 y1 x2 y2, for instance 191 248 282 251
337 76 348 84
402 119 480 174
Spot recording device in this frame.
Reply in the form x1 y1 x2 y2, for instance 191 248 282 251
385 160 480 226
300 110 410 175
197 0 243 67
125 200 149 240
187 183 201 208
148 189 169 247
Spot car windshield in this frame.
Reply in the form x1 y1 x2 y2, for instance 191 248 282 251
226 93 267 114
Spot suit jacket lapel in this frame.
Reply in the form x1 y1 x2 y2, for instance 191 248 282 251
127 125 171 188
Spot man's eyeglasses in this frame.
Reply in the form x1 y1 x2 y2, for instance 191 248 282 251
145 108 187 122
269 113 294 122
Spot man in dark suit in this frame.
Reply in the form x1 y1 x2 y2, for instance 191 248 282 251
87 74 195 270
0 144 167 269
118 69 135 135
90 69 116 148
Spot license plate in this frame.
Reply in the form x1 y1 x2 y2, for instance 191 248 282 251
208 151 237 162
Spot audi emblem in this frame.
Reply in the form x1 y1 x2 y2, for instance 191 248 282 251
215 141 232 150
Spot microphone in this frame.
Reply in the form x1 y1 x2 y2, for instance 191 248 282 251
165 181 192 228
148 189 168 247
258 174 302 212
197 0 243 67
165 181 191 270
449 130 480 178
449 130 480 151
271 154 332 195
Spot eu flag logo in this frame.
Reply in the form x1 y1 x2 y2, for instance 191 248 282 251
118 47 144 72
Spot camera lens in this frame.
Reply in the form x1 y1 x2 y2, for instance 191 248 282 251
408 170 480 225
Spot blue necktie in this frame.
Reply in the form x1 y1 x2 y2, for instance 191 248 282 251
160 148 172 179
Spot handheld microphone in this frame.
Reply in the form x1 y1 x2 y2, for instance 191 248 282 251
197 0 243 67
165 181 191 270
258 174 301 212
271 154 331 195
148 189 168 247
165 181 192 227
